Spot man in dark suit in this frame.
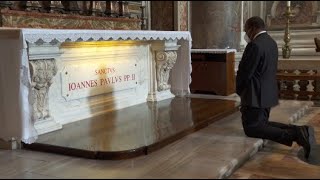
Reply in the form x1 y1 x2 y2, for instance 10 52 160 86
236 16 315 159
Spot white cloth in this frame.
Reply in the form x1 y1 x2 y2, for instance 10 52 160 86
0 28 192 143
0 30 38 144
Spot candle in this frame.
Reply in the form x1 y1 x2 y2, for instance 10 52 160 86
287 1 291 7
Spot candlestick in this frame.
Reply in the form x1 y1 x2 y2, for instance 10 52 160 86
282 5 294 59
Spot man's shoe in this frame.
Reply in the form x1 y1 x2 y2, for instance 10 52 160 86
296 125 315 159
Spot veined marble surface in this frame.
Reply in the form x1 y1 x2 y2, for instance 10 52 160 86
191 1 241 50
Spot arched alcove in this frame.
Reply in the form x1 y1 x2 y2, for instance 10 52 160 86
266 1 318 29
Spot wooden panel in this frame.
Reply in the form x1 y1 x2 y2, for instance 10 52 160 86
190 52 235 96
226 52 235 95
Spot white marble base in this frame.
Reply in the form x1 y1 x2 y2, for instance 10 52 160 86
147 89 175 102
0 138 21 150
0 28 191 144
34 118 62 135
188 93 241 102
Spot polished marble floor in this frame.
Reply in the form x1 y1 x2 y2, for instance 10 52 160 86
230 106 320 179
0 99 315 179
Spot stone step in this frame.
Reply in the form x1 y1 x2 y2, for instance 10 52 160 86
161 95 314 178
132 98 313 178
215 100 313 179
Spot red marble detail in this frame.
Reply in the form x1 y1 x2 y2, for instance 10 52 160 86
179 1 188 31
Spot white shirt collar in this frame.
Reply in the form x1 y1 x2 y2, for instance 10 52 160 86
253 31 267 40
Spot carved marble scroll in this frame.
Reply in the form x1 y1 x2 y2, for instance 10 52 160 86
155 51 177 91
29 59 57 121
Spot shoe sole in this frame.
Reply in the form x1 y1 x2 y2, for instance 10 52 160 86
303 126 316 159
308 126 316 145
300 126 311 159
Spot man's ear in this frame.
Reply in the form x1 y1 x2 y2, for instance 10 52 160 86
250 28 258 39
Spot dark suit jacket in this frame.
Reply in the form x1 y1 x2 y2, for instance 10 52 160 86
236 32 279 108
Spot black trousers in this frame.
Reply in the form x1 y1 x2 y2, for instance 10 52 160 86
240 106 296 146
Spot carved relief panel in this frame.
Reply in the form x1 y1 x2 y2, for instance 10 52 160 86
266 1 319 29
29 59 57 121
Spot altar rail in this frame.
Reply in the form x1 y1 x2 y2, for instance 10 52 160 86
277 59 320 101
0 1 145 30
277 70 320 101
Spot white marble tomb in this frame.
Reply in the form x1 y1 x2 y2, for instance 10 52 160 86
0 28 192 144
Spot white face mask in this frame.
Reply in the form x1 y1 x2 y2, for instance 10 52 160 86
244 34 250 43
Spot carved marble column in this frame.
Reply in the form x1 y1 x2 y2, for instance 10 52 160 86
105 1 119 17
93 1 104 16
25 1 42 12
119 1 130 18
140 5 147 30
316 10 320 25
0 1 12 10
49 1 64 13
68 1 81 15
148 40 180 102
90 1 97 16
27 42 63 135
191 1 241 49
239 1 246 52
